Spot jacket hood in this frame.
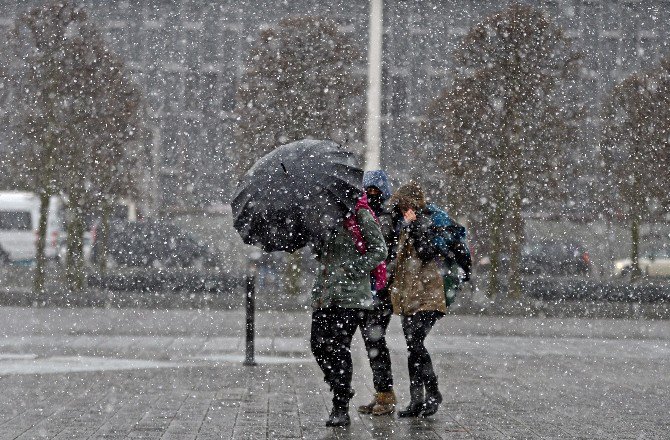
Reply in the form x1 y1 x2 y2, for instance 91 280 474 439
363 170 392 201
390 181 426 210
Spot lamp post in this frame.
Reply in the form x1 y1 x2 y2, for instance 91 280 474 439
365 0 383 171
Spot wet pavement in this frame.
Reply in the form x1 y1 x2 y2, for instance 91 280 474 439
0 307 668 439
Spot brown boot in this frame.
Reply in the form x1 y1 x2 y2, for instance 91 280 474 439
357 395 376 414
371 391 397 415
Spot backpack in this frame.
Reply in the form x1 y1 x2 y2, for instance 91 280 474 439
424 204 472 305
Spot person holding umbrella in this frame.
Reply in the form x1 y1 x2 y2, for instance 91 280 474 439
232 139 387 427
389 182 446 418
357 170 401 416
310 192 387 427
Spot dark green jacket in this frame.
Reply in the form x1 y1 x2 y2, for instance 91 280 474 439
312 209 387 309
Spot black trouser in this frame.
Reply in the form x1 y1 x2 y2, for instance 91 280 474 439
360 303 394 392
401 311 443 392
311 306 367 408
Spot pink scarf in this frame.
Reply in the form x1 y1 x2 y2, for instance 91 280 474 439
343 193 388 291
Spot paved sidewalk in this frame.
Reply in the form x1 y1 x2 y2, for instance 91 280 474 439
0 307 668 439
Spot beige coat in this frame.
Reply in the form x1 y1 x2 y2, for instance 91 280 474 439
390 229 447 316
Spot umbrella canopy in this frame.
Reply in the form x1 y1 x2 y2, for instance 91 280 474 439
231 139 363 253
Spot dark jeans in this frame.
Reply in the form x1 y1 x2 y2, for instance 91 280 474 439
401 311 443 390
360 303 394 392
311 306 367 407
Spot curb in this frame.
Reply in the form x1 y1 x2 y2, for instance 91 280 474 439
2 286 669 319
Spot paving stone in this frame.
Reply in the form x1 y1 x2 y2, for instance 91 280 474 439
0 309 667 439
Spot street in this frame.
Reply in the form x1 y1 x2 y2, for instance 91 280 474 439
0 307 668 439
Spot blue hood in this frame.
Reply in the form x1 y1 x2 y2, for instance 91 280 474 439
363 170 392 201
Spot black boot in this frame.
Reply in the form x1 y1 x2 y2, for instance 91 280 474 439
326 406 350 427
326 387 353 427
398 383 424 418
421 378 442 417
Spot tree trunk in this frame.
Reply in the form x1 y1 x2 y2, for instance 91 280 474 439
630 214 642 282
629 146 642 283
487 222 502 299
33 192 50 294
97 198 111 275
487 183 505 299
65 196 86 291
508 176 524 300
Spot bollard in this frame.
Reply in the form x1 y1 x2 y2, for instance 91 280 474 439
243 274 257 366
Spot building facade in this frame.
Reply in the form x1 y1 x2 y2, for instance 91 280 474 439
1 0 668 212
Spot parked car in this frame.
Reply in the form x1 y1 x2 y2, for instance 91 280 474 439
56 231 94 266
91 219 222 269
477 239 591 276
0 191 63 263
522 239 591 275
613 249 670 278
0 246 9 265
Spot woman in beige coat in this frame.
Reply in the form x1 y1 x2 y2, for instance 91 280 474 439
389 182 446 418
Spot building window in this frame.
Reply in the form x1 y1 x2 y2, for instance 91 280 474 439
164 72 183 113
166 23 183 65
202 72 218 116
220 78 236 112
602 3 620 31
108 1 131 22
184 28 203 68
638 37 656 67
106 27 129 57
146 29 167 68
220 28 239 68
162 122 181 167
428 75 445 104
182 118 203 160
620 37 638 71
601 38 619 73
160 175 181 206
184 72 201 112
146 0 169 22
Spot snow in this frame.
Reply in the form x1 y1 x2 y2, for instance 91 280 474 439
0 0 668 434
0 355 180 375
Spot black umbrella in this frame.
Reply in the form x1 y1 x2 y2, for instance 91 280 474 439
231 139 363 253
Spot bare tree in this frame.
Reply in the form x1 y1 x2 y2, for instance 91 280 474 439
601 59 670 281
84 52 144 275
234 16 363 176
234 16 363 295
5 1 144 290
1 7 68 292
423 4 582 298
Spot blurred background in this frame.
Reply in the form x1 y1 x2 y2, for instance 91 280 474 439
0 0 669 308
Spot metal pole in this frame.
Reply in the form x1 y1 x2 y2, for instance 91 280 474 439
365 0 383 171
243 274 257 366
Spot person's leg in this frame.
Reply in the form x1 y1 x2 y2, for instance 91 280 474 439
310 308 336 390
412 311 442 417
325 307 366 427
398 313 426 417
358 305 396 415
366 304 394 392
413 312 438 384
329 308 365 403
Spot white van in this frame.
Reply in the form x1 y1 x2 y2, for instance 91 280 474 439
0 191 63 263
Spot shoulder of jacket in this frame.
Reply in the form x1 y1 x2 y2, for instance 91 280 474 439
356 207 375 222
